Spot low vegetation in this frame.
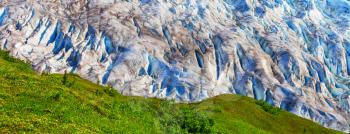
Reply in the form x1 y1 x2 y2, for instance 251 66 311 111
255 100 282 115
0 50 342 134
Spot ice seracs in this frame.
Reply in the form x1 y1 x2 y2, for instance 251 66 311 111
0 0 349 132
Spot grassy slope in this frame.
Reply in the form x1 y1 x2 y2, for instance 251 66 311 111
0 50 342 134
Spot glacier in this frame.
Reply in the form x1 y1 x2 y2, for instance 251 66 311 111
0 0 349 132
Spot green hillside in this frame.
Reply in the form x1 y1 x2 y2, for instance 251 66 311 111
0 50 342 134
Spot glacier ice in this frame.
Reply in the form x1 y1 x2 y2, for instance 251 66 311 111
0 0 350 132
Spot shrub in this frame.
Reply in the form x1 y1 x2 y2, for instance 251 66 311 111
62 70 68 85
256 100 281 115
0 51 18 62
157 101 216 134
103 86 118 97
176 107 215 134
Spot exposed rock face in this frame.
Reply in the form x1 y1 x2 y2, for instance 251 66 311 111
0 0 349 132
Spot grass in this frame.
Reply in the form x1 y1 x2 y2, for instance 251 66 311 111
0 50 343 134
